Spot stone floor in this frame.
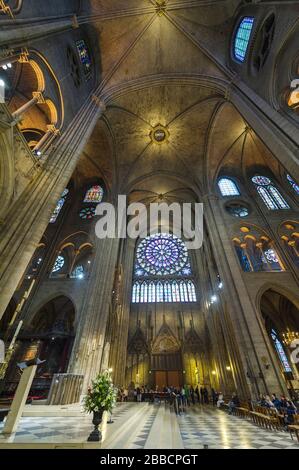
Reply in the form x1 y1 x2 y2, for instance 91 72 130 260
0 403 298 449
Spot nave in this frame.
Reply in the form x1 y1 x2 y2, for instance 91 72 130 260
0 403 299 449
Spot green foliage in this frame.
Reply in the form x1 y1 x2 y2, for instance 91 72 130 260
83 370 117 413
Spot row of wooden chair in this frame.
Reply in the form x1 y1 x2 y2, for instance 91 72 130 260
224 401 299 442
249 405 281 431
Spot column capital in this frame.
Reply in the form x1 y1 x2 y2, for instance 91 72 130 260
91 95 106 113
0 1 14 18
32 91 45 104
18 48 30 64
46 124 60 135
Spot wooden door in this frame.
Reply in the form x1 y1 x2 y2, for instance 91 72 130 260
155 371 167 390
167 370 180 388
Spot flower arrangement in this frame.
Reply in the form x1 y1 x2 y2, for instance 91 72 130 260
83 370 117 414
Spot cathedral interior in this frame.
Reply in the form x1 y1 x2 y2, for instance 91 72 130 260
0 0 299 450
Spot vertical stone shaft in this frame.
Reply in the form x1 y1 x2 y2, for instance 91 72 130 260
69 236 120 391
0 98 103 319
109 239 135 387
203 194 287 398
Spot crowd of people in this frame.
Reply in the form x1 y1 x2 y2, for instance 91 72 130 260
118 385 299 426
119 385 219 412
255 393 298 425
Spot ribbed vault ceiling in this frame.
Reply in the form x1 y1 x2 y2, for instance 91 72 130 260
77 0 281 201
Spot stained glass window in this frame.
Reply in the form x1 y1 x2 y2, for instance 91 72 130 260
50 189 69 223
132 233 197 303
79 206 96 220
135 233 190 276
70 265 84 279
76 39 92 79
252 176 289 210
287 174 299 195
264 249 278 263
187 281 197 301
234 17 254 62
226 203 249 218
271 329 292 373
218 178 240 196
235 244 252 272
261 248 283 271
84 185 104 203
52 255 64 273
132 279 197 303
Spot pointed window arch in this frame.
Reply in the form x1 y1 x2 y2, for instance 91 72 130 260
271 329 292 373
83 185 104 203
132 283 137 303
187 281 197 302
218 178 240 196
252 176 289 210
50 189 69 223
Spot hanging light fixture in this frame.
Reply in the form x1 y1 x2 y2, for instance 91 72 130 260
282 329 299 346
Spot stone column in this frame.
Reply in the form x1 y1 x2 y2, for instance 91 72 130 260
33 124 59 153
194 247 240 395
68 235 120 391
202 194 288 398
108 238 135 387
12 91 44 118
0 98 106 319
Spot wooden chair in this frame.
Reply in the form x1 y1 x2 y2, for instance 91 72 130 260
250 406 273 430
288 424 299 443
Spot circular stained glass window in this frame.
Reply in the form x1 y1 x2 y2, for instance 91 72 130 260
79 206 96 220
136 233 188 275
252 176 271 186
52 255 64 273
225 202 249 218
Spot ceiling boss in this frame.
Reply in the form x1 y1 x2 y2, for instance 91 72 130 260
155 0 167 16
150 124 169 144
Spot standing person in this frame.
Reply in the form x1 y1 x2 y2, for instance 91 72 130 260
190 386 195 405
217 392 224 408
181 386 186 410
200 387 204 404
195 385 200 403
172 390 179 415
211 388 217 406
123 388 128 402
184 384 190 406
133 388 137 402
203 387 209 404
137 386 142 402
